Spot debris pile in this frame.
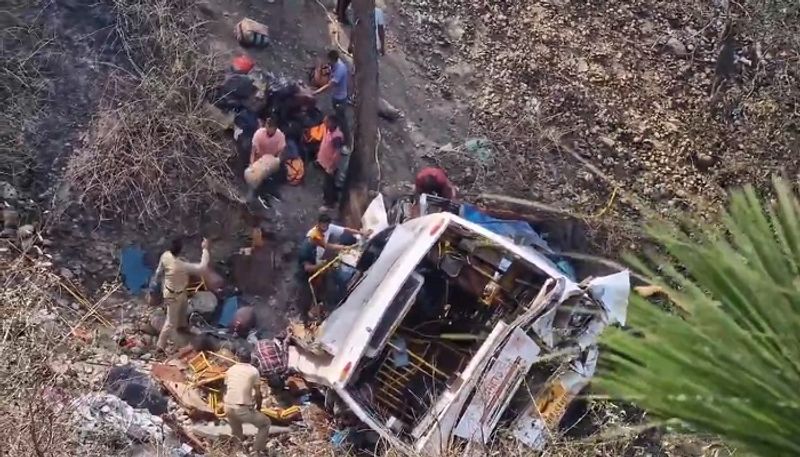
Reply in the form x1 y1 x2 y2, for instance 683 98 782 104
397 0 799 222
288 194 630 455
69 393 169 447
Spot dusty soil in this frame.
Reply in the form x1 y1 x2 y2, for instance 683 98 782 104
3 0 470 335
2 0 778 455
392 0 799 230
191 0 472 334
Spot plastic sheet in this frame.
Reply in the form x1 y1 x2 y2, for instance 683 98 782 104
120 245 152 294
460 204 551 252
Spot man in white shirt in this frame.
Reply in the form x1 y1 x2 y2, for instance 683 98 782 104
375 6 386 55
337 1 387 55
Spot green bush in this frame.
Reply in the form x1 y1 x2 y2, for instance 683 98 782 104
598 178 800 457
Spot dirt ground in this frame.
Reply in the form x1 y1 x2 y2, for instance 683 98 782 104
194 0 472 334
6 0 471 338
2 0 773 455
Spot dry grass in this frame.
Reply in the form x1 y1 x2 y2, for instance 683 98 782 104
0 246 119 456
59 0 231 223
0 3 52 188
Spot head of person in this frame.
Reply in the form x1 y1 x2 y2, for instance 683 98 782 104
327 49 340 65
235 345 252 364
266 374 286 391
265 117 278 136
416 174 442 196
324 114 339 132
169 237 183 256
317 213 332 232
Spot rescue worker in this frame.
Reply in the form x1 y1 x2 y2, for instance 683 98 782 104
312 51 349 142
414 166 456 199
307 213 368 263
247 117 286 205
224 346 271 453
295 238 322 323
151 237 211 351
336 0 387 55
316 115 345 211
250 117 286 163
252 336 290 389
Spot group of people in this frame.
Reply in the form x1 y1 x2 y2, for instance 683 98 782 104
143 2 465 453
148 171 456 453
241 0 391 213
241 48 353 213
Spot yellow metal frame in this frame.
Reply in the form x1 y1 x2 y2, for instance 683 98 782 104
208 391 226 418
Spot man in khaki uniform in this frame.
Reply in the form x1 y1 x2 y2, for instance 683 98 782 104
150 237 211 350
224 347 271 453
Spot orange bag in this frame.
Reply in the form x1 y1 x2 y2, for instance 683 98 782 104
285 158 305 185
303 123 325 144
232 55 255 73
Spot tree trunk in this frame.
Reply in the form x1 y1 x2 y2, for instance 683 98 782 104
342 0 378 227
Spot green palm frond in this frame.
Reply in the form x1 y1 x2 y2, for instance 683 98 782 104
597 178 800 457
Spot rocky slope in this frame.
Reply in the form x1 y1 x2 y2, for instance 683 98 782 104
395 0 799 224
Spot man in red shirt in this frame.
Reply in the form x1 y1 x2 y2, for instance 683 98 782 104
415 167 456 199
250 117 286 163
316 115 345 211
246 117 285 205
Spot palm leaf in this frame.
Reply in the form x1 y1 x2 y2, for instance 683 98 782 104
597 178 800 457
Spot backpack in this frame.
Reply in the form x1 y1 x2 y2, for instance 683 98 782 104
285 158 305 185
235 18 269 47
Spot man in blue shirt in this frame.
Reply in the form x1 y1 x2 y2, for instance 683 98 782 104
313 50 350 143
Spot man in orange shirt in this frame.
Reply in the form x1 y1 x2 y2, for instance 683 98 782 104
316 115 345 211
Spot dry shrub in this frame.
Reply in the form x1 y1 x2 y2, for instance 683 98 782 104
1 252 85 456
0 3 52 187
0 246 146 456
61 0 231 222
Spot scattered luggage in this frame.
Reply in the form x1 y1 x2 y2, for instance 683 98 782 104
235 18 269 47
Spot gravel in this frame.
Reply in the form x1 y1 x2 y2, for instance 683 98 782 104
393 0 800 230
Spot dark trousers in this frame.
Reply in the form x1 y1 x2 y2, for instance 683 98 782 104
295 277 313 323
336 0 351 21
323 170 338 207
332 98 349 144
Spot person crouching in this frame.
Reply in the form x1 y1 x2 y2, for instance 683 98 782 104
224 346 271 453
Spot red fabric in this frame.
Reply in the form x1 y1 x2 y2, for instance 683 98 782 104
317 127 344 174
232 55 255 74
415 167 455 199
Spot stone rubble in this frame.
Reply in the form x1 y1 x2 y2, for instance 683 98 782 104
394 0 799 228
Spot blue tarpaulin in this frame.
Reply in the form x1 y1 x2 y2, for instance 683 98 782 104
218 296 239 327
460 204 577 281
120 246 152 294
461 204 552 253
